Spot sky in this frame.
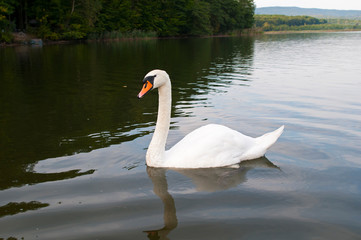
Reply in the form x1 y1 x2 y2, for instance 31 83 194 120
254 0 361 11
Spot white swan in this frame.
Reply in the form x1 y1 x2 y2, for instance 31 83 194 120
137 69 284 168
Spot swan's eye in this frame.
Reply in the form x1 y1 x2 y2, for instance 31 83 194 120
143 75 156 84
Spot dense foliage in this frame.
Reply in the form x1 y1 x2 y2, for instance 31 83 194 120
255 14 361 31
255 15 326 29
0 0 16 42
0 0 255 42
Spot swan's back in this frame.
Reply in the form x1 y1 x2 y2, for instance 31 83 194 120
164 124 283 168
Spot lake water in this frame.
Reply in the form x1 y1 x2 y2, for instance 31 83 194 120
1 32 361 239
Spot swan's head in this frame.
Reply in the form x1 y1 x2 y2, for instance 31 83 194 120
137 70 170 98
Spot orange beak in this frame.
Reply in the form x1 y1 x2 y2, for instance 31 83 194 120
137 80 153 98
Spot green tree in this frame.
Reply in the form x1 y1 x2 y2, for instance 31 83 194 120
63 0 102 38
186 0 212 35
4 0 256 41
0 0 17 42
97 0 137 32
205 0 254 34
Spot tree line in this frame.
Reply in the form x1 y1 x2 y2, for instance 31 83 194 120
0 0 255 43
255 15 327 29
255 14 361 31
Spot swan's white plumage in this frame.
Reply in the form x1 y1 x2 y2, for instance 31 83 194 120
138 70 284 169
164 124 284 168
165 124 254 168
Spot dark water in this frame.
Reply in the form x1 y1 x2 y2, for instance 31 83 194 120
1 32 361 239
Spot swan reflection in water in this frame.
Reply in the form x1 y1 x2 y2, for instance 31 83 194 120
144 157 280 239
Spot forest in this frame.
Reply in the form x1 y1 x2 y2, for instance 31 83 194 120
0 0 255 43
255 14 361 31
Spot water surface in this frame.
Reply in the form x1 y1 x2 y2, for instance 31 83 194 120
1 32 361 239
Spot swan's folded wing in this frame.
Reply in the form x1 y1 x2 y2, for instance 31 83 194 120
164 124 256 168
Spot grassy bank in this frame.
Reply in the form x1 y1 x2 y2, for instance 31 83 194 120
1 28 261 47
87 30 158 40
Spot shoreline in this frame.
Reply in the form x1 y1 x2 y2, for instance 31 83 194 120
263 29 361 35
1 32 255 48
2 29 360 47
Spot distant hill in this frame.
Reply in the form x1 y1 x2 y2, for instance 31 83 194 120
255 7 361 19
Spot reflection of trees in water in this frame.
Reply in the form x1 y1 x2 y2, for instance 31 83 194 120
145 157 279 239
0 201 49 218
0 168 95 191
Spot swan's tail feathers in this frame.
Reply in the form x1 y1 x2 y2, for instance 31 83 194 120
255 125 284 151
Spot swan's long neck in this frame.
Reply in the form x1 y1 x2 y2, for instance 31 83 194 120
146 80 171 167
